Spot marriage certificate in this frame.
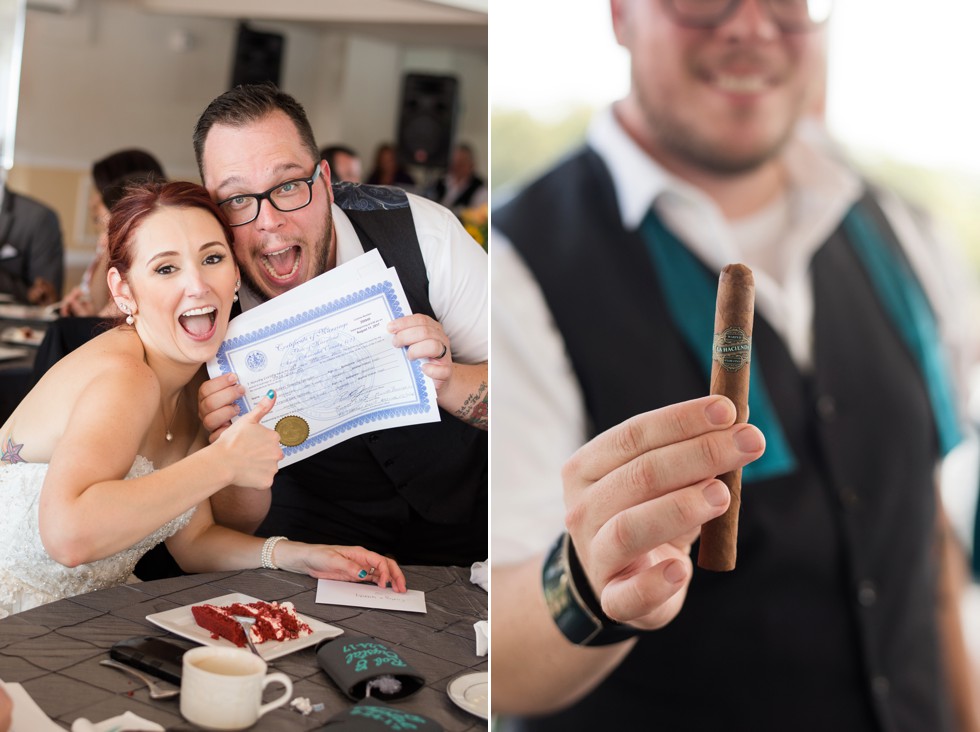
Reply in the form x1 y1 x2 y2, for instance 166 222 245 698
207 249 440 466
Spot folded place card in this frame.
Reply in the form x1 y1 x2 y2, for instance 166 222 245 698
314 698 444 731
316 579 427 613
316 635 424 701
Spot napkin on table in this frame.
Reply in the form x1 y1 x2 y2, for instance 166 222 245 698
470 559 488 592
70 711 165 732
474 620 488 656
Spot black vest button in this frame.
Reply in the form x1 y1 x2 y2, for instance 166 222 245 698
367 434 379 443
871 675 890 699
816 395 837 421
384 458 395 467
858 580 877 607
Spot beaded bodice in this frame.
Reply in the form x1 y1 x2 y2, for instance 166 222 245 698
0 455 195 617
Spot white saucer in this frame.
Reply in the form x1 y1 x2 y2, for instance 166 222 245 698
447 671 488 720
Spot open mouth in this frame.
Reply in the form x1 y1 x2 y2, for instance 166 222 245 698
178 305 217 341
260 245 302 282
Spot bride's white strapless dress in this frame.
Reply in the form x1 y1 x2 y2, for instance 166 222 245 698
0 455 195 618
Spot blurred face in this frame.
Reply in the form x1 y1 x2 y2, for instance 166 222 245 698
332 152 362 183
612 0 826 174
378 147 397 174
112 206 239 364
201 111 334 301
450 148 474 179
89 187 109 233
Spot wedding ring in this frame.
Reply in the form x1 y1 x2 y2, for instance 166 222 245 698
436 343 448 359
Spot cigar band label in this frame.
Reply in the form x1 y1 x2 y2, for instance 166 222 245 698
275 415 310 447
713 327 751 372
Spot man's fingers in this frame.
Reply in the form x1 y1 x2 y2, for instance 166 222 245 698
564 396 737 486
202 404 239 434
198 375 245 424
590 479 728 580
200 372 240 400
387 313 431 334
600 558 691 629
208 423 231 444
567 424 764 536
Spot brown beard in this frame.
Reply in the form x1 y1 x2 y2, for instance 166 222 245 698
240 212 335 303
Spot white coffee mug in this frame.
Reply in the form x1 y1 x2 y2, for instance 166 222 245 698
180 646 293 730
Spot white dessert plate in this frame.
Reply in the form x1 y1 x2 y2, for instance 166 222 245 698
146 592 343 661
0 344 28 361
447 671 488 720
0 303 57 322
1 325 45 347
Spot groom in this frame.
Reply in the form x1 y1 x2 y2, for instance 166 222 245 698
193 83 488 567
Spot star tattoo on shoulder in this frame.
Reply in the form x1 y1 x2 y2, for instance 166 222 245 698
1 436 25 464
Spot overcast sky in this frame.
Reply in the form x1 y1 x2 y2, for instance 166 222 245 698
491 0 980 174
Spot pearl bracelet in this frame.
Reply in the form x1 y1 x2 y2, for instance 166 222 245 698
261 535 288 570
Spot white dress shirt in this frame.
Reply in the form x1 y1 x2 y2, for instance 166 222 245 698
242 192 489 365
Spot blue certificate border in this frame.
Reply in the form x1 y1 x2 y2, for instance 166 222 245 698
213 280 432 457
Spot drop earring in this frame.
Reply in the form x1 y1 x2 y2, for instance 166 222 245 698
120 303 134 326
233 279 240 303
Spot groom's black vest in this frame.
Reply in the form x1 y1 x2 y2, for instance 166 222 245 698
257 184 487 566
494 148 952 731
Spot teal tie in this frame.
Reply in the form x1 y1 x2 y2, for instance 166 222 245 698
639 211 797 483
842 204 961 456
639 200 962 485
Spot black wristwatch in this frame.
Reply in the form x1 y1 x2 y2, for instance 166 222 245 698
541 533 643 646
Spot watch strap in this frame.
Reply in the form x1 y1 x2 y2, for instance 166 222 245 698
541 533 642 646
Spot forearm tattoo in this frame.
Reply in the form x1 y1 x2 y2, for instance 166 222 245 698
455 381 488 430
1 434 26 464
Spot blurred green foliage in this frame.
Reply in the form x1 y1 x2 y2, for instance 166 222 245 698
848 152 980 273
490 106 592 202
491 105 980 273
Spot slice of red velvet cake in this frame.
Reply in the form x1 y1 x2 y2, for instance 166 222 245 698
191 600 313 647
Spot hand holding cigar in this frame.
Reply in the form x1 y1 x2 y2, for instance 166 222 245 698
697 263 755 572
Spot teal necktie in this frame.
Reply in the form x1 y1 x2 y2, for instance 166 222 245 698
640 211 797 483
639 200 962 485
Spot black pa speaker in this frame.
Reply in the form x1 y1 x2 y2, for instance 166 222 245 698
230 23 285 89
396 73 458 169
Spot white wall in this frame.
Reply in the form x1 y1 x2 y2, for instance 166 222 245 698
14 0 488 179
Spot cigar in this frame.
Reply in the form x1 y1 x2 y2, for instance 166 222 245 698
697 263 754 572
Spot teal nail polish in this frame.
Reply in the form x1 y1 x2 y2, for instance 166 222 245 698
267 389 275 399
358 569 367 579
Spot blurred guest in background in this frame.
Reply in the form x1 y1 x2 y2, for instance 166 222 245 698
0 169 63 307
61 148 165 317
366 142 416 189
320 144 362 184
425 143 487 214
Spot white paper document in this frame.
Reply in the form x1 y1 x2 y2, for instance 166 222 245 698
315 579 427 614
207 250 439 466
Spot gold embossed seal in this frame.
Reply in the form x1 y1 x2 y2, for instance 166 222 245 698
275 415 310 447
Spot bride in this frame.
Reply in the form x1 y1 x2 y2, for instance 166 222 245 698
0 180 404 617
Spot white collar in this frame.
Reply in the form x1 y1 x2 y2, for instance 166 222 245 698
586 106 863 241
